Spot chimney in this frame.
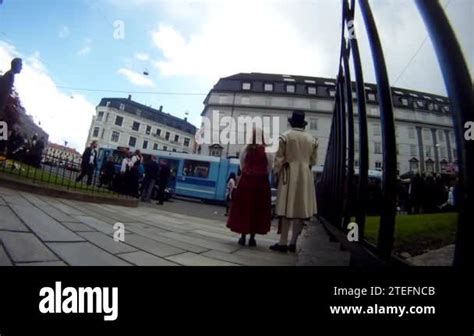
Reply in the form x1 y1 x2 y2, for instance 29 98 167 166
128 94 132 100
159 105 163 112
184 117 188 121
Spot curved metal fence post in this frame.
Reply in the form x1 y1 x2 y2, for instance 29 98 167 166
358 0 397 259
415 0 474 267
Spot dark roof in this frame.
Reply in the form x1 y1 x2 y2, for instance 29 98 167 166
98 97 197 135
204 72 450 111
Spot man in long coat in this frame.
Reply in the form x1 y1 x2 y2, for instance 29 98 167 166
270 110 318 253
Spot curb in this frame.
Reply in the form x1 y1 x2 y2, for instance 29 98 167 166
0 174 138 207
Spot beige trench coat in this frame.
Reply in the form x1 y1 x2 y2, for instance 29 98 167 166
274 128 318 219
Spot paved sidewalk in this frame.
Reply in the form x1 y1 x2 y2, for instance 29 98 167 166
0 186 298 266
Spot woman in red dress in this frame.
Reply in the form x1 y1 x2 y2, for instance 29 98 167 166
227 129 272 247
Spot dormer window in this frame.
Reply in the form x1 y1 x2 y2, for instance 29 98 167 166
367 93 376 101
284 78 295 82
242 82 251 90
264 83 273 92
400 97 409 106
105 101 111 107
307 86 317 95
286 84 295 93
119 103 125 110
328 88 336 97
416 100 425 108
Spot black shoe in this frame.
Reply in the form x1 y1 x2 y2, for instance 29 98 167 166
269 243 288 253
288 244 296 253
238 237 246 246
248 237 256 247
157 202 164 205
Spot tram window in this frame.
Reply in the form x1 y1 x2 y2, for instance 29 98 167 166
183 160 210 178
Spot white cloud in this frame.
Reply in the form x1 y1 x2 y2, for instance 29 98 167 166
77 38 92 56
0 41 96 152
135 52 150 61
58 26 70 39
118 68 156 87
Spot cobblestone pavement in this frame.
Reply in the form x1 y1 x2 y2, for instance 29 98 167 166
0 186 298 266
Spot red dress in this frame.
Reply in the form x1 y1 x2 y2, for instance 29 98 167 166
227 145 271 235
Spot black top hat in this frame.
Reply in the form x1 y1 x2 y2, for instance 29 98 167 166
288 110 307 128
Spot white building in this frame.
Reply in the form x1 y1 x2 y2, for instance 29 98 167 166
199 73 456 175
85 96 197 155
44 142 81 165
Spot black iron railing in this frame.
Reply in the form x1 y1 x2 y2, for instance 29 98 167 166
317 0 473 266
0 150 122 197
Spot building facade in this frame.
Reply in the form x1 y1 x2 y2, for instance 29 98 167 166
44 142 81 165
85 96 197 155
199 73 456 175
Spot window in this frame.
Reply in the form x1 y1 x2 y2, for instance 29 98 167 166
218 95 228 104
156 128 161 137
242 82 251 90
328 89 336 97
184 138 190 147
423 129 431 141
174 134 179 143
242 96 250 105
119 103 125 110
286 84 295 93
425 146 432 158
410 160 419 171
374 142 382 154
136 108 141 116
400 97 409 106
310 119 318 130
129 136 137 147
408 127 416 139
440 146 447 158
367 93 376 101
410 145 417 156
264 83 273 92
416 100 425 109
428 103 434 111
307 86 317 95
153 143 158 150
165 132 170 141
375 162 382 169
142 140 148 149
183 160 210 178
111 131 120 142
438 130 444 141
146 125 151 135
92 127 100 137
106 101 111 107
426 160 434 173
163 146 168 151
115 115 123 126
373 124 381 136
355 141 359 153
354 160 359 167
132 121 140 131
97 111 104 121
172 148 176 152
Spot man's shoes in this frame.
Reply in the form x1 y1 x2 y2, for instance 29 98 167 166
157 202 164 205
288 244 296 253
238 236 246 246
248 237 256 247
269 243 288 253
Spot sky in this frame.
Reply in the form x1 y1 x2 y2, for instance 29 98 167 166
0 0 472 152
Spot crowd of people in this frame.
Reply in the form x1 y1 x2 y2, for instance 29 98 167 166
77 141 172 204
398 172 459 214
0 129 46 167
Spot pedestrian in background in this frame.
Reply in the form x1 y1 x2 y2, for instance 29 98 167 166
224 172 237 216
156 159 170 205
141 155 159 202
75 140 98 185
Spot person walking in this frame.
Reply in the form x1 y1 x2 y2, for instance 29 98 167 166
75 140 98 185
270 110 318 253
0 58 22 119
156 159 170 205
227 128 272 247
141 155 159 202
224 172 237 216
99 155 116 189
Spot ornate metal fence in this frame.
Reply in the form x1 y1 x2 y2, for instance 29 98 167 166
317 0 473 266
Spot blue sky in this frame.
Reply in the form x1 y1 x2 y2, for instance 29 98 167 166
0 0 472 151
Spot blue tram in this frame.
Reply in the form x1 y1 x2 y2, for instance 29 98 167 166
97 147 240 202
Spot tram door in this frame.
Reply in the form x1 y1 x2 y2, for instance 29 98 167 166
160 158 180 189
